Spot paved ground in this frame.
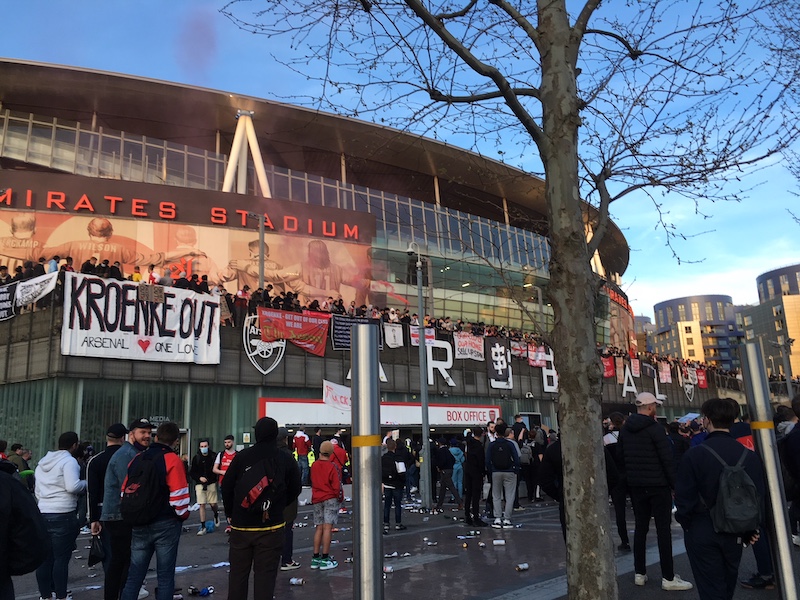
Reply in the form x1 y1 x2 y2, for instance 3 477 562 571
13 486 796 599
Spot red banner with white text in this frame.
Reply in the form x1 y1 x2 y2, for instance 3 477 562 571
258 308 331 357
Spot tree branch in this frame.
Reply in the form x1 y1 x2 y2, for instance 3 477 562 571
429 87 540 103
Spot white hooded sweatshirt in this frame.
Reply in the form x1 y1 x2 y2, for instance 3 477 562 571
35 449 87 514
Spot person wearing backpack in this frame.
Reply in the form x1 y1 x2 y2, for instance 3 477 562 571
433 438 462 512
675 398 766 600
486 423 520 529
119 422 190 600
34 431 87 600
221 417 302 599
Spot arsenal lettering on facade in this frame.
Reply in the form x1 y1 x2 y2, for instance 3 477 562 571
0 171 375 243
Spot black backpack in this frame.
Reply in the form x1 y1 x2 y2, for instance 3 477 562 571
120 451 169 526
702 445 761 535
2 470 50 575
233 456 286 525
490 440 513 470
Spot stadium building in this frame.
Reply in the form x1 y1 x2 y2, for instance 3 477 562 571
0 60 722 456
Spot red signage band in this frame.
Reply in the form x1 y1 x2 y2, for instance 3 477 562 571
0 171 376 244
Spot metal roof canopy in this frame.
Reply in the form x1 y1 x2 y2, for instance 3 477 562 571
0 59 629 276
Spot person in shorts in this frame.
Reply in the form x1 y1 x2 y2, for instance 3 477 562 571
310 441 341 570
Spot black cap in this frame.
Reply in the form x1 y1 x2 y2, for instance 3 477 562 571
253 417 278 443
277 427 290 440
107 423 129 438
129 417 153 430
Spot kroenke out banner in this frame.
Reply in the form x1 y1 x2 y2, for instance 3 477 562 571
60 272 221 364
0 171 377 308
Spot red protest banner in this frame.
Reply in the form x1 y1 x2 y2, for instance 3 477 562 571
258 307 331 357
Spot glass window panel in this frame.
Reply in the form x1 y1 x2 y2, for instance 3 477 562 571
186 153 206 188
411 204 424 239
398 201 412 242
273 171 290 199
144 143 165 182
383 196 400 243
354 188 369 213
307 180 322 206
165 148 185 184
28 123 53 164
289 174 306 202
323 184 340 208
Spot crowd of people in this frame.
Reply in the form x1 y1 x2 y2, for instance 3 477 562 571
4 395 800 600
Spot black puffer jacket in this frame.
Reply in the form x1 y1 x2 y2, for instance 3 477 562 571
619 413 675 489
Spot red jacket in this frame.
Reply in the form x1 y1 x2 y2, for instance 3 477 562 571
311 459 341 504
294 432 311 456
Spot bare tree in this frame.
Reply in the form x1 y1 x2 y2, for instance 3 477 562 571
222 1 797 597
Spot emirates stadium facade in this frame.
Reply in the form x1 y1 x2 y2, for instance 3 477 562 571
0 60 728 456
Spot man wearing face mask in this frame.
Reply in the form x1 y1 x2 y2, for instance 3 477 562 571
190 439 219 536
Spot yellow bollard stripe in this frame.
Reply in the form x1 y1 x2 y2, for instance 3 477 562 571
351 434 383 447
750 421 774 430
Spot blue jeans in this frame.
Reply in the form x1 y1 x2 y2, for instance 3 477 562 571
383 487 403 524
35 510 79 600
298 455 310 485
120 519 183 600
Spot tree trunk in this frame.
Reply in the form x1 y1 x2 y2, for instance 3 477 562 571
539 2 618 599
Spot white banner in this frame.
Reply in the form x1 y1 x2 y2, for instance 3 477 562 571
383 323 404 348
410 326 435 346
322 379 352 412
61 272 220 364
262 397 501 427
454 332 485 361
15 272 58 306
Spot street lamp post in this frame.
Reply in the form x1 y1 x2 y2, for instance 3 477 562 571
407 242 432 510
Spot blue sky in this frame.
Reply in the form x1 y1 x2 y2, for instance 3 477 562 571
2 1 797 319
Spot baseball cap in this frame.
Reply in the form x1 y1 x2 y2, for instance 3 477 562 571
277 427 290 440
635 392 663 406
106 423 129 438
320 440 334 456
129 417 153 430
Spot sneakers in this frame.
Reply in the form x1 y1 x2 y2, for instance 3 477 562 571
662 575 693 591
492 519 503 529
474 518 489 527
138 586 150 599
280 561 302 571
634 573 648 586
410 486 419 493
740 573 775 590
513 506 525 512
383 524 389 534
618 542 631 552
196 527 207 536
213 515 220 527
395 524 407 530
310 557 322 569
502 519 513 529
465 517 474 526
79 525 91 535
318 557 338 570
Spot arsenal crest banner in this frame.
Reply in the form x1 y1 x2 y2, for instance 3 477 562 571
61 272 220 364
454 332 485 361
258 307 331 357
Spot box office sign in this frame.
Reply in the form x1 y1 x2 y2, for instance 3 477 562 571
61 272 220 364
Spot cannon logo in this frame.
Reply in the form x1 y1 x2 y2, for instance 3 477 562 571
242 314 286 375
